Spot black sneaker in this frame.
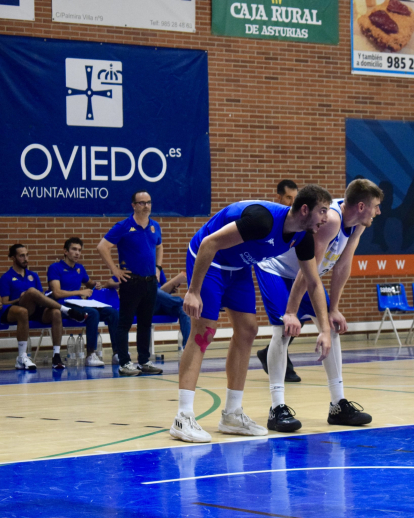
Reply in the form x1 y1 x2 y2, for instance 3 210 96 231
267 404 302 432
67 308 87 323
285 370 301 383
328 399 372 426
52 353 66 370
257 344 269 374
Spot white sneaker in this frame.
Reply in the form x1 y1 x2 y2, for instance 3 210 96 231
119 361 141 376
112 353 119 365
15 355 36 371
170 411 212 443
85 352 105 367
218 407 268 436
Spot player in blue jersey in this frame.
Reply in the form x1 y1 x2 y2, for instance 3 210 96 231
255 179 383 432
0 244 86 370
170 184 333 443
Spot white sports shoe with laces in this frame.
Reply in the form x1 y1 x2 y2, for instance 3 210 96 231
170 411 212 443
85 352 105 367
218 407 268 436
15 355 36 371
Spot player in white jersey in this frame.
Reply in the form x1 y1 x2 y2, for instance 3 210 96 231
255 179 383 432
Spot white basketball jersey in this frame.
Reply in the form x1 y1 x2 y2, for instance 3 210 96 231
257 199 356 279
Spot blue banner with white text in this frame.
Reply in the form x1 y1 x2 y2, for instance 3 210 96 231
0 35 211 216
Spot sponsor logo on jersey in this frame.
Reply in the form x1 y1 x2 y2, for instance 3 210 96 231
27 275 34 281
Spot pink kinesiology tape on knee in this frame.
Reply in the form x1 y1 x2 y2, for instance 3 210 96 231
195 327 216 353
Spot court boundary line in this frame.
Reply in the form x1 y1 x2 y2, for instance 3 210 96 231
1 423 413 467
143 465 414 485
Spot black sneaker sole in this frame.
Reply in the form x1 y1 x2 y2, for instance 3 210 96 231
285 374 301 382
268 419 302 433
328 414 372 426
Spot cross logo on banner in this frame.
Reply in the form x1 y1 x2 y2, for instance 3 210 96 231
65 58 123 128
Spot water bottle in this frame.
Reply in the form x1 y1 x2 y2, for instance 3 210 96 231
97 331 103 360
177 331 183 365
66 334 76 366
76 334 85 364
27 336 32 358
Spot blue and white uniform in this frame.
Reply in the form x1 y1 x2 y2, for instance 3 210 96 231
255 199 356 325
187 200 312 321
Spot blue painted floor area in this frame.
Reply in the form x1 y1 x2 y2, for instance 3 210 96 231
0 344 413 385
1 426 414 517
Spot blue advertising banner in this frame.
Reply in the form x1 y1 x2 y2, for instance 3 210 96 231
346 118 414 276
0 35 211 216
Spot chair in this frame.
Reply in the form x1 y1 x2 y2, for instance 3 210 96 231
406 284 414 344
33 289 120 361
374 283 414 352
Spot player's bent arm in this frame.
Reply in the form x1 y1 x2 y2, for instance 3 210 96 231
161 272 186 294
187 222 244 295
49 279 86 300
299 257 331 360
1 295 21 305
286 216 341 316
329 226 364 313
298 258 330 333
97 238 131 282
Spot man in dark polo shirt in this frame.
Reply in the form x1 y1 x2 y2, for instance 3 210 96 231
97 190 163 376
0 243 85 370
48 237 119 368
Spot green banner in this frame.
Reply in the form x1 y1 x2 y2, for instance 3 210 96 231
212 0 339 45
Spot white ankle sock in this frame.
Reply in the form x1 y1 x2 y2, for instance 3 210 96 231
53 346 61 355
178 389 195 414
60 306 70 316
268 326 290 408
18 341 27 357
224 388 243 414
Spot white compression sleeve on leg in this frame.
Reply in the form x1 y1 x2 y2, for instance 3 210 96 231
268 326 290 408
312 317 344 406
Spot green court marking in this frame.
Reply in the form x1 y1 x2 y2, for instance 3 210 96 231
35 381 221 460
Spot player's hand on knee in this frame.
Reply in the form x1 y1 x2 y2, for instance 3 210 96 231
328 310 348 335
184 291 203 319
315 331 331 361
282 313 301 337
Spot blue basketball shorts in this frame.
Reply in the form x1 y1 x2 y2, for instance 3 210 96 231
255 266 329 326
186 248 256 321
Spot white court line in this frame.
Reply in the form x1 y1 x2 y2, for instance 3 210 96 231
142 465 414 485
1 423 414 467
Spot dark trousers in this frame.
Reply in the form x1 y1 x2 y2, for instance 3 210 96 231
117 275 158 366
66 303 119 352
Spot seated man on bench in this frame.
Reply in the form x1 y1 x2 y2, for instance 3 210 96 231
0 244 85 370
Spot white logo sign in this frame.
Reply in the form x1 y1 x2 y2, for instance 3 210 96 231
66 58 123 128
266 238 274 246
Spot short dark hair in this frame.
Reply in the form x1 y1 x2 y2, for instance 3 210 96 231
291 184 332 214
345 179 384 206
8 244 25 258
277 179 298 195
64 237 83 251
131 190 150 203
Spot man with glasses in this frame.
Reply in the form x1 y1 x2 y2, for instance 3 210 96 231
97 190 163 376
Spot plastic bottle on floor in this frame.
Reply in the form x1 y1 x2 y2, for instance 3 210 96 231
76 334 85 364
66 334 76 366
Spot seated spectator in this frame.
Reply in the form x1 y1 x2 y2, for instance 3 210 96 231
0 244 85 370
48 237 119 367
106 270 190 364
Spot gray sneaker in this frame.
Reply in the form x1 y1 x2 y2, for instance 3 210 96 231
218 407 268 436
138 361 163 375
119 361 141 376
